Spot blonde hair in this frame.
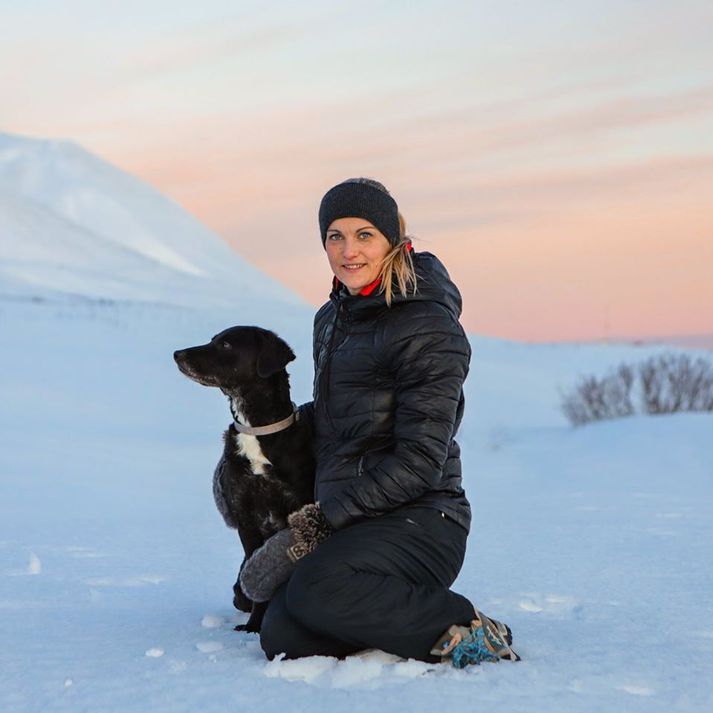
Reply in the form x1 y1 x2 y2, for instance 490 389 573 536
377 211 418 306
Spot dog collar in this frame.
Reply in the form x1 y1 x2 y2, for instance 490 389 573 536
232 402 298 436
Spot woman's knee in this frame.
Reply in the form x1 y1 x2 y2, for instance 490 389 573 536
285 549 353 631
260 580 357 660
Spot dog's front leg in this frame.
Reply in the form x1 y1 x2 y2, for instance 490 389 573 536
233 524 264 611
233 557 254 612
235 600 267 633
233 525 267 629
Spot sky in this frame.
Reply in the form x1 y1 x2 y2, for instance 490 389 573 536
2 0 712 342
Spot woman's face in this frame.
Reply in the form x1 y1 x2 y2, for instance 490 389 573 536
325 217 392 295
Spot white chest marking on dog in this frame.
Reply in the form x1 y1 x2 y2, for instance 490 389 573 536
230 398 272 475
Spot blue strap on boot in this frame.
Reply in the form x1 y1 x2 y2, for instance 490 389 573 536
432 611 520 668
448 625 500 668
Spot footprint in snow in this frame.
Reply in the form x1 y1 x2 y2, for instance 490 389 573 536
693 630 713 639
27 552 41 574
66 546 107 559
196 641 223 653
3 552 41 576
643 527 677 537
83 575 166 587
617 683 655 696
517 593 581 617
201 615 224 628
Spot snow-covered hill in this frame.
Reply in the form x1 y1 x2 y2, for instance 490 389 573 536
1 133 712 712
0 132 305 314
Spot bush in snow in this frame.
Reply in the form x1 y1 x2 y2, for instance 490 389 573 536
560 352 713 426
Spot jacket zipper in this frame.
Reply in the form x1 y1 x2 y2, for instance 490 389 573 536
357 455 364 476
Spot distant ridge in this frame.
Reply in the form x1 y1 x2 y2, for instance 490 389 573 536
628 334 713 351
519 334 713 351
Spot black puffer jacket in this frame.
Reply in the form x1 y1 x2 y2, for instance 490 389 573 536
300 250 472 532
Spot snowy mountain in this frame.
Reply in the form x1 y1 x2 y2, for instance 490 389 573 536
0 132 306 314
1 133 712 712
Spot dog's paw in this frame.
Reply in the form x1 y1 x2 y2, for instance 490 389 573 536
233 622 260 633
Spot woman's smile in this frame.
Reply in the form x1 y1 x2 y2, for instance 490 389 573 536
342 263 366 271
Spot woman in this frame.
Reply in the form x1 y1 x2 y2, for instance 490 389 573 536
241 178 518 667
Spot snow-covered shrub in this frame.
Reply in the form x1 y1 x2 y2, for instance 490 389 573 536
560 352 713 426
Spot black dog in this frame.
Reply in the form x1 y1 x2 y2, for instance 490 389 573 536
174 326 315 632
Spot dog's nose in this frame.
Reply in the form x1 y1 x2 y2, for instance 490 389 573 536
173 349 184 362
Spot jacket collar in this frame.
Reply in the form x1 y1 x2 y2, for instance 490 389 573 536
327 248 463 322
331 274 381 297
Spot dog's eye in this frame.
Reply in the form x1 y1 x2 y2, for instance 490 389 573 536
221 340 232 350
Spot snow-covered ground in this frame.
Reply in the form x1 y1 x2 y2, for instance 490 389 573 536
1 134 712 712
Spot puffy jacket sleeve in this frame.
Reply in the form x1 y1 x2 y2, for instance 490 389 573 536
319 304 471 530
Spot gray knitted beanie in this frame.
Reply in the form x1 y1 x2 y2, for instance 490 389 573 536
318 178 400 248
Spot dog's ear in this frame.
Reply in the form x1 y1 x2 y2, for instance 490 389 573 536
256 332 296 378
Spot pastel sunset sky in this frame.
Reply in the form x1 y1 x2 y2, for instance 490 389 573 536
2 0 712 342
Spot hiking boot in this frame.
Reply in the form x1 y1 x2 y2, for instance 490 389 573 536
486 615 513 647
430 609 520 668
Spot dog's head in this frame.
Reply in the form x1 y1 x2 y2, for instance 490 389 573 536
173 326 296 391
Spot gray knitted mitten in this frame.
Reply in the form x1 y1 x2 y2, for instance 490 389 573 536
239 504 332 603
239 529 297 603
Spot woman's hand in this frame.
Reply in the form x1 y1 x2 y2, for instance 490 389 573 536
239 504 332 603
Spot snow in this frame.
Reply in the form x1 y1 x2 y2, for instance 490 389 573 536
1 133 712 712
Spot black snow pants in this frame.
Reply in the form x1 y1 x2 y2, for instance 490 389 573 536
259 504 475 662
